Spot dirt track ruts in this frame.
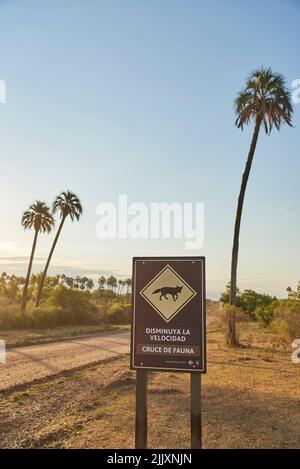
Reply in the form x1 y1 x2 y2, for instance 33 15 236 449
0 308 217 394
0 330 130 393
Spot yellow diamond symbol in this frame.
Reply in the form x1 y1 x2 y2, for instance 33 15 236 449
140 264 197 322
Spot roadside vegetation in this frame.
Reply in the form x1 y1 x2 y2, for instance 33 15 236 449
1 325 125 348
0 272 132 332
0 189 133 339
220 282 300 345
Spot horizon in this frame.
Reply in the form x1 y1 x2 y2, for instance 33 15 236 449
0 0 299 300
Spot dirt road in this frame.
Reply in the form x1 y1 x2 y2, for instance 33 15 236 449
2 320 299 449
0 330 130 392
0 304 218 394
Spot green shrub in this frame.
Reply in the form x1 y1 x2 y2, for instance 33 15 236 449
255 300 278 327
0 304 27 329
105 303 131 324
272 301 300 341
97 303 108 321
47 286 98 324
0 286 99 329
28 305 76 328
220 284 275 320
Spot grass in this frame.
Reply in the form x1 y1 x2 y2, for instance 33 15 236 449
0 301 218 348
0 323 130 348
1 320 299 448
11 392 31 404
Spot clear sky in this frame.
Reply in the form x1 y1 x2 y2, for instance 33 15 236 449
0 0 299 299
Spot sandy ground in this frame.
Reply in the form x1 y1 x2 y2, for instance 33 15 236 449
1 323 300 449
0 358 132 448
0 330 130 392
0 304 218 393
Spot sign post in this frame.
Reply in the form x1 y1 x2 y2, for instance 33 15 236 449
135 369 148 449
131 257 206 449
190 372 201 449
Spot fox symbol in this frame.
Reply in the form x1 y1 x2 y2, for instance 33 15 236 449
152 285 183 301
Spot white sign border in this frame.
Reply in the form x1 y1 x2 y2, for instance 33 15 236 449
131 257 206 373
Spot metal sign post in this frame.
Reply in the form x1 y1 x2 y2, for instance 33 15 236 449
190 372 201 449
131 257 206 449
135 369 148 449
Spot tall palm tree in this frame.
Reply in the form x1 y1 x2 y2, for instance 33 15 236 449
107 275 117 291
86 278 94 292
74 275 81 289
124 278 132 295
228 67 293 346
65 276 75 289
21 201 54 313
80 276 89 291
35 191 83 306
117 279 125 295
98 276 106 290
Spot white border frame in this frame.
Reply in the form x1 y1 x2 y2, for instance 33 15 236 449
131 257 206 373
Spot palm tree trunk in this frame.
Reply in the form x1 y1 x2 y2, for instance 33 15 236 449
35 217 65 307
228 118 261 345
21 229 39 314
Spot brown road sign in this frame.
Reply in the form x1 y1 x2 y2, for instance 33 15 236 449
130 257 206 372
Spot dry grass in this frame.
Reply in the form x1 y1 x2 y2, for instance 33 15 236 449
1 324 129 348
0 322 299 448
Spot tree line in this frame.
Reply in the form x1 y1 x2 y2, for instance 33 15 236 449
0 272 132 302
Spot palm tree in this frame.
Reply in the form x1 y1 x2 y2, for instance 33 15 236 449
80 276 89 291
228 67 293 345
21 201 54 313
86 278 94 292
65 276 75 289
124 278 132 295
117 279 124 295
98 276 106 290
74 276 81 289
107 275 117 291
35 191 83 306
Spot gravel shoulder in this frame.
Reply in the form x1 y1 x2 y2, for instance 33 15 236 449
1 324 300 449
0 303 218 393
0 330 130 393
